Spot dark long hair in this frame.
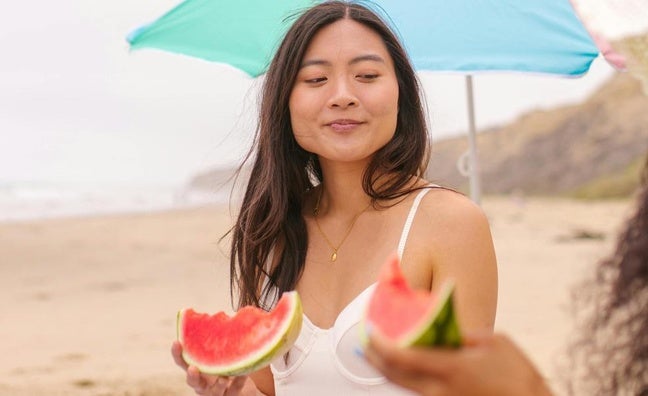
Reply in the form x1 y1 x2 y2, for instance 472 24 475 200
229 1 430 309
567 154 648 395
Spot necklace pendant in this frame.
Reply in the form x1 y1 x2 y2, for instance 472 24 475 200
331 252 337 262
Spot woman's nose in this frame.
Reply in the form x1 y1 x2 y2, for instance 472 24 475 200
328 79 358 109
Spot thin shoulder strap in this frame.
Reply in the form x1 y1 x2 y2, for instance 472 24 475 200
397 185 439 259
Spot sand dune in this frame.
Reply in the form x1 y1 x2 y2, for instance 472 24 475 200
0 197 633 395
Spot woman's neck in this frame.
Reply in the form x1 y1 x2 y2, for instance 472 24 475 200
317 162 371 216
315 158 421 215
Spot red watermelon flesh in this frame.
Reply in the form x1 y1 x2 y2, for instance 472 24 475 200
178 290 302 376
363 254 461 347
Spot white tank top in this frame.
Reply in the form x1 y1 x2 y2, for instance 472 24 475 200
268 187 435 395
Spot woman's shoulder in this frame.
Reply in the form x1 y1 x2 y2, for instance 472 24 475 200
415 185 490 237
398 182 497 304
409 184 497 291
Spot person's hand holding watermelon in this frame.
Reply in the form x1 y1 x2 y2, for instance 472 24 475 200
172 341 260 395
171 291 301 395
363 331 554 396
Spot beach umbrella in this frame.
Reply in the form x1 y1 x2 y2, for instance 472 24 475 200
127 0 603 203
127 0 313 77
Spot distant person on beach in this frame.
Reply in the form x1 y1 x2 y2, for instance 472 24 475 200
364 154 648 395
171 1 498 395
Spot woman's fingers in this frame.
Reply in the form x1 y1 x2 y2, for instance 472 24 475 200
186 366 209 390
365 342 446 396
364 332 467 396
171 341 189 371
186 366 251 396
366 332 454 376
225 376 248 395
173 341 250 395
187 366 229 395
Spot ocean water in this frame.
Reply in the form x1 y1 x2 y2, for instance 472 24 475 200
0 181 230 223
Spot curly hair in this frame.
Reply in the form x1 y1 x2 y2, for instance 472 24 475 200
567 154 648 395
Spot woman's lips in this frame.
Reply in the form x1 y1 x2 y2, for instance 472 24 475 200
326 119 363 132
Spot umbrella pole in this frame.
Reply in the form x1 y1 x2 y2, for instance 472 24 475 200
465 75 481 204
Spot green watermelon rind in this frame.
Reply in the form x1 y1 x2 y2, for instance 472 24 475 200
360 281 462 349
400 281 462 348
177 291 303 376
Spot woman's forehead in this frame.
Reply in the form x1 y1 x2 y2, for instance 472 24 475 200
301 19 393 66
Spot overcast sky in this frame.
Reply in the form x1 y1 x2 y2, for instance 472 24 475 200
0 1 616 187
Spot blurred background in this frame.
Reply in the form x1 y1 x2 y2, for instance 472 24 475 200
1 1 646 395
1 1 634 222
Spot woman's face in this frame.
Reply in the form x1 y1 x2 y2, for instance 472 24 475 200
289 19 399 166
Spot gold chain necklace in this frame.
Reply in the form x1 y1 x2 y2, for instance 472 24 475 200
312 188 372 262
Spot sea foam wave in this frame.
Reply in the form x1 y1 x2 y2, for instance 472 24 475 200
0 182 230 223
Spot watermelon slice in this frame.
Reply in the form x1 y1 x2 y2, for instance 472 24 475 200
177 291 302 376
362 255 461 348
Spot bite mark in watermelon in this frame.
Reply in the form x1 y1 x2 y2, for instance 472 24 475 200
362 254 462 348
177 291 302 376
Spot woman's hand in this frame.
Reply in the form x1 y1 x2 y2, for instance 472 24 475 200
364 332 554 396
172 341 259 395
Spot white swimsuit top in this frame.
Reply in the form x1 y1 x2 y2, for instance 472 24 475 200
268 187 436 395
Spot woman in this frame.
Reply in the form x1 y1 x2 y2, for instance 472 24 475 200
172 1 498 395
364 154 648 396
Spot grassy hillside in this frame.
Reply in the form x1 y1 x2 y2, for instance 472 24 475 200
427 73 648 198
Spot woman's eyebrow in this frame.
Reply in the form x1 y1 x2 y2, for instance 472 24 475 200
300 54 386 69
349 54 385 65
300 59 331 68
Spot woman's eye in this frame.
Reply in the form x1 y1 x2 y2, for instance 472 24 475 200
305 77 327 84
357 74 379 80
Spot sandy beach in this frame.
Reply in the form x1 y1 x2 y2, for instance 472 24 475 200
0 196 635 395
